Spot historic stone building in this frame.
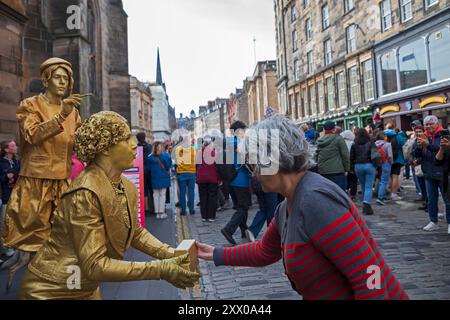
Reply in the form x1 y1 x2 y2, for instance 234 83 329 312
245 60 279 125
229 88 249 126
0 0 130 141
274 0 450 131
130 76 153 141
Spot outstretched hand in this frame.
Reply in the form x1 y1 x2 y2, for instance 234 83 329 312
196 241 214 261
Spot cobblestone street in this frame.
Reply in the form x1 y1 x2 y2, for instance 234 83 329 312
186 179 450 300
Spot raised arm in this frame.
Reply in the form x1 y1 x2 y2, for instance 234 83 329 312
131 225 175 259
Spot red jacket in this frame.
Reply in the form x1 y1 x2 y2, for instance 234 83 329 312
196 145 220 184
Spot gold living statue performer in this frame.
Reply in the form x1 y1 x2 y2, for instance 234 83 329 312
1 58 82 288
19 111 201 300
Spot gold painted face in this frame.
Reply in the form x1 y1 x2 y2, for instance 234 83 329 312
46 67 69 97
107 129 138 171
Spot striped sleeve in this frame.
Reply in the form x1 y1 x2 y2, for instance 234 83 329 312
213 221 282 267
303 190 401 300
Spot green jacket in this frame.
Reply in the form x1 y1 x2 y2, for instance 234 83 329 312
316 134 350 175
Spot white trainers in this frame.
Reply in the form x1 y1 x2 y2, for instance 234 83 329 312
391 193 402 201
245 229 256 243
423 222 440 232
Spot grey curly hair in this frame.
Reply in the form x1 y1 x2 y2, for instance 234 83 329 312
75 111 130 164
243 114 315 175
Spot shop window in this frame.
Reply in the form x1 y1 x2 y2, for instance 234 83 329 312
399 38 427 90
429 27 450 83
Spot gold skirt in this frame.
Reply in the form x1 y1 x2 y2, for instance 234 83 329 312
2 177 69 253
19 269 102 300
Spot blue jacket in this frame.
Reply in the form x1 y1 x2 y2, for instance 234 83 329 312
147 151 172 189
227 137 251 188
385 130 407 165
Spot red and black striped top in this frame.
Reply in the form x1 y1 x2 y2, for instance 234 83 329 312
213 172 409 300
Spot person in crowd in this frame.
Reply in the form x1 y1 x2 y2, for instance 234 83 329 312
374 132 393 206
385 123 407 201
373 113 384 131
335 126 343 136
341 130 357 200
175 136 196 216
304 123 317 144
350 128 377 215
316 121 350 191
196 115 408 300
18 111 200 299
196 135 220 222
435 134 450 235
147 141 172 220
411 125 428 211
0 140 20 258
245 172 281 243
137 132 154 216
404 121 423 199
220 121 252 245
414 115 450 232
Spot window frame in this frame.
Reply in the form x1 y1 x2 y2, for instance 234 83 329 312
322 4 330 30
291 5 297 22
305 18 312 41
307 50 314 75
344 0 354 13
349 66 361 105
425 0 439 10
324 39 332 66
317 80 325 114
309 84 317 116
346 24 357 53
292 29 298 52
326 76 336 111
337 71 348 108
380 0 392 32
400 0 413 23
362 59 375 101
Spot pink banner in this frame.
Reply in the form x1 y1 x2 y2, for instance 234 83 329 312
123 146 146 228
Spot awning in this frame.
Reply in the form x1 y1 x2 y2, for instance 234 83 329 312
380 103 450 119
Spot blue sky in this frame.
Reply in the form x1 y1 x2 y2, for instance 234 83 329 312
123 0 276 116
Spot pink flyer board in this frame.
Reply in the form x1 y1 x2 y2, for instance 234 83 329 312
123 146 146 228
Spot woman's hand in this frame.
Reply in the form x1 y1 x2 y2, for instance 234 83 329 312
196 241 214 261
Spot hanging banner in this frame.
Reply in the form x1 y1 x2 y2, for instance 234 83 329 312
123 146 146 228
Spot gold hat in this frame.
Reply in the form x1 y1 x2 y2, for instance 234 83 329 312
40 57 72 75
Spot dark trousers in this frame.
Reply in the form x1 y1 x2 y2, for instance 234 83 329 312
248 192 280 238
322 173 347 192
220 181 230 201
224 186 251 236
198 183 218 220
418 176 428 202
347 172 358 197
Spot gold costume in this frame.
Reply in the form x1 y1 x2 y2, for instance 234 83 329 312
2 94 81 252
19 165 176 300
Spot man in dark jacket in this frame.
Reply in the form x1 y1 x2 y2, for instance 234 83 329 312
136 132 154 215
316 121 350 191
414 116 450 233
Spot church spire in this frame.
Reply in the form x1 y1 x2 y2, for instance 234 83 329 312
156 47 163 85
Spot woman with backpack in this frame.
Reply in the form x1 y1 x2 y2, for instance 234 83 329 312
350 128 377 215
385 124 407 201
375 132 393 206
147 141 172 220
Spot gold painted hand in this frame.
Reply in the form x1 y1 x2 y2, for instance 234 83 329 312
159 253 201 289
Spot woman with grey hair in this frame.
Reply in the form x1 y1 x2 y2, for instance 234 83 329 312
197 115 408 300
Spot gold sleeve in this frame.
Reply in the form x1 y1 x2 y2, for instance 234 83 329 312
69 190 164 282
131 226 175 260
16 99 63 145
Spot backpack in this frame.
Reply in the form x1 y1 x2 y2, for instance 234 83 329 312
370 143 383 168
376 143 389 164
216 137 239 182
